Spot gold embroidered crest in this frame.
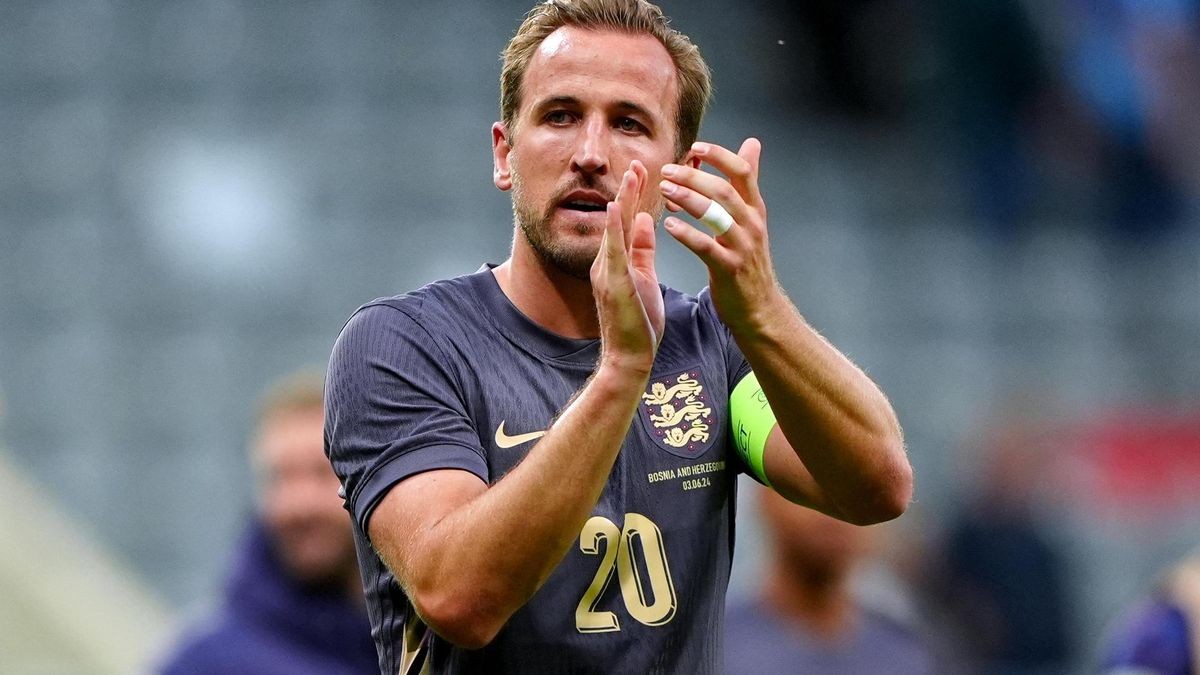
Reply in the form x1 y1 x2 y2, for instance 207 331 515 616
641 373 713 449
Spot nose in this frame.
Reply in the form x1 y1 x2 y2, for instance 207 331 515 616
570 115 609 177
265 471 342 526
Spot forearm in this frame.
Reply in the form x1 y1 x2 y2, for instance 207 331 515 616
407 363 648 639
654 138 909 521
735 291 910 523
377 162 663 648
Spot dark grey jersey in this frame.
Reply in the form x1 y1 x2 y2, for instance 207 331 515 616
325 267 752 674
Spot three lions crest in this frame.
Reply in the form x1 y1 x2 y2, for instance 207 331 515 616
638 368 717 458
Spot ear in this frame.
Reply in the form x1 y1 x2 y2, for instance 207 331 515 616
492 122 513 192
678 146 702 170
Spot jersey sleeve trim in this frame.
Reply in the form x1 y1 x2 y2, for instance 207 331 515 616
353 441 489 539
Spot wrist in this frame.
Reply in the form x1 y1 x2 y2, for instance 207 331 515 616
595 354 654 386
729 287 796 340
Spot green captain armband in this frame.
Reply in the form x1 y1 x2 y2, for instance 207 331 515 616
730 371 776 486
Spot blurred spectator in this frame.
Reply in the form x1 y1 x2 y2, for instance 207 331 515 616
935 426 1072 674
156 371 376 675
931 0 1048 230
725 483 936 674
1100 552 1200 674
929 0 1200 234
1048 0 1200 232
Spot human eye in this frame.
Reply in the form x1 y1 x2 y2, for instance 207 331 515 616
615 117 645 134
545 110 575 125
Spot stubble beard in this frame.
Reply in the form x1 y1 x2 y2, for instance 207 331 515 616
512 175 601 281
510 168 666 281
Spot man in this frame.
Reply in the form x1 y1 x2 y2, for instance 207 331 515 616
1100 553 1200 675
159 372 377 675
324 1 912 672
725 484 935 674
937 429 1070 673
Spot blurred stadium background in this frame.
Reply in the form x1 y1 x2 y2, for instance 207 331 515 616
1 0 1197 672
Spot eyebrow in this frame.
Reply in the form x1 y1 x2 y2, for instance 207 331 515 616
613 100 654 122
533 95 658 124
534 95 581 111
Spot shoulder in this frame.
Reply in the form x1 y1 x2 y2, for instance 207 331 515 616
725 595 769 622
157 612 341 675
661 285 709 318
332 271 491 356
724 596 787 645
156 612 246 675
659 285 727 341
858 605 929 649
838 607 935 674
350 272 484 331
1102 597 1191 674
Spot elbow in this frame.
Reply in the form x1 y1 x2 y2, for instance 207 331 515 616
411 587 508 650
870 465 913 524
871 437 914 524
844 437 913 526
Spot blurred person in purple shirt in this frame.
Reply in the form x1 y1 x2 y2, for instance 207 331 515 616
1101 553 1200 675
156 372 376 675
725 483 935 675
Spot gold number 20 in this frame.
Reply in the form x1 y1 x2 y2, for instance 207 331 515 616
575 513 677 633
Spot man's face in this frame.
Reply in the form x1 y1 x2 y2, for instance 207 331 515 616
493 26 684 278
760 488 869 579
255 407 357 587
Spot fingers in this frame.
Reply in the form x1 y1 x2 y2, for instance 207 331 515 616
629 211 656 271
658 138 769 250
625 161 653 259
603 200 628 270
691 139 764 211
630 160 648 197
617 169 635 236
658 177 754 253
615 161 649 246
663 216 735 269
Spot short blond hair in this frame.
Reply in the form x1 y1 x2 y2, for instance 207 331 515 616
500 0 712 157
255 370 325 428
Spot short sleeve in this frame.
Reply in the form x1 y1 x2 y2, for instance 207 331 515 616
325 302 488 538
696 287 761 482
696 287 752 389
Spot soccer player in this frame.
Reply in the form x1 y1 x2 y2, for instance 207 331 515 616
324 1 913 672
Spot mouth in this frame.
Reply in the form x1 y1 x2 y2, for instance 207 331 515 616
556 189 612 215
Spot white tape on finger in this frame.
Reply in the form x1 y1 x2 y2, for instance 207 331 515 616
699 200 734 235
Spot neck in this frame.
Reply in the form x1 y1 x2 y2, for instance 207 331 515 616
493 237 600 339
762 556 857 641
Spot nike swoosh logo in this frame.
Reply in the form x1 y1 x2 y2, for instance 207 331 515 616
494 420 546 449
